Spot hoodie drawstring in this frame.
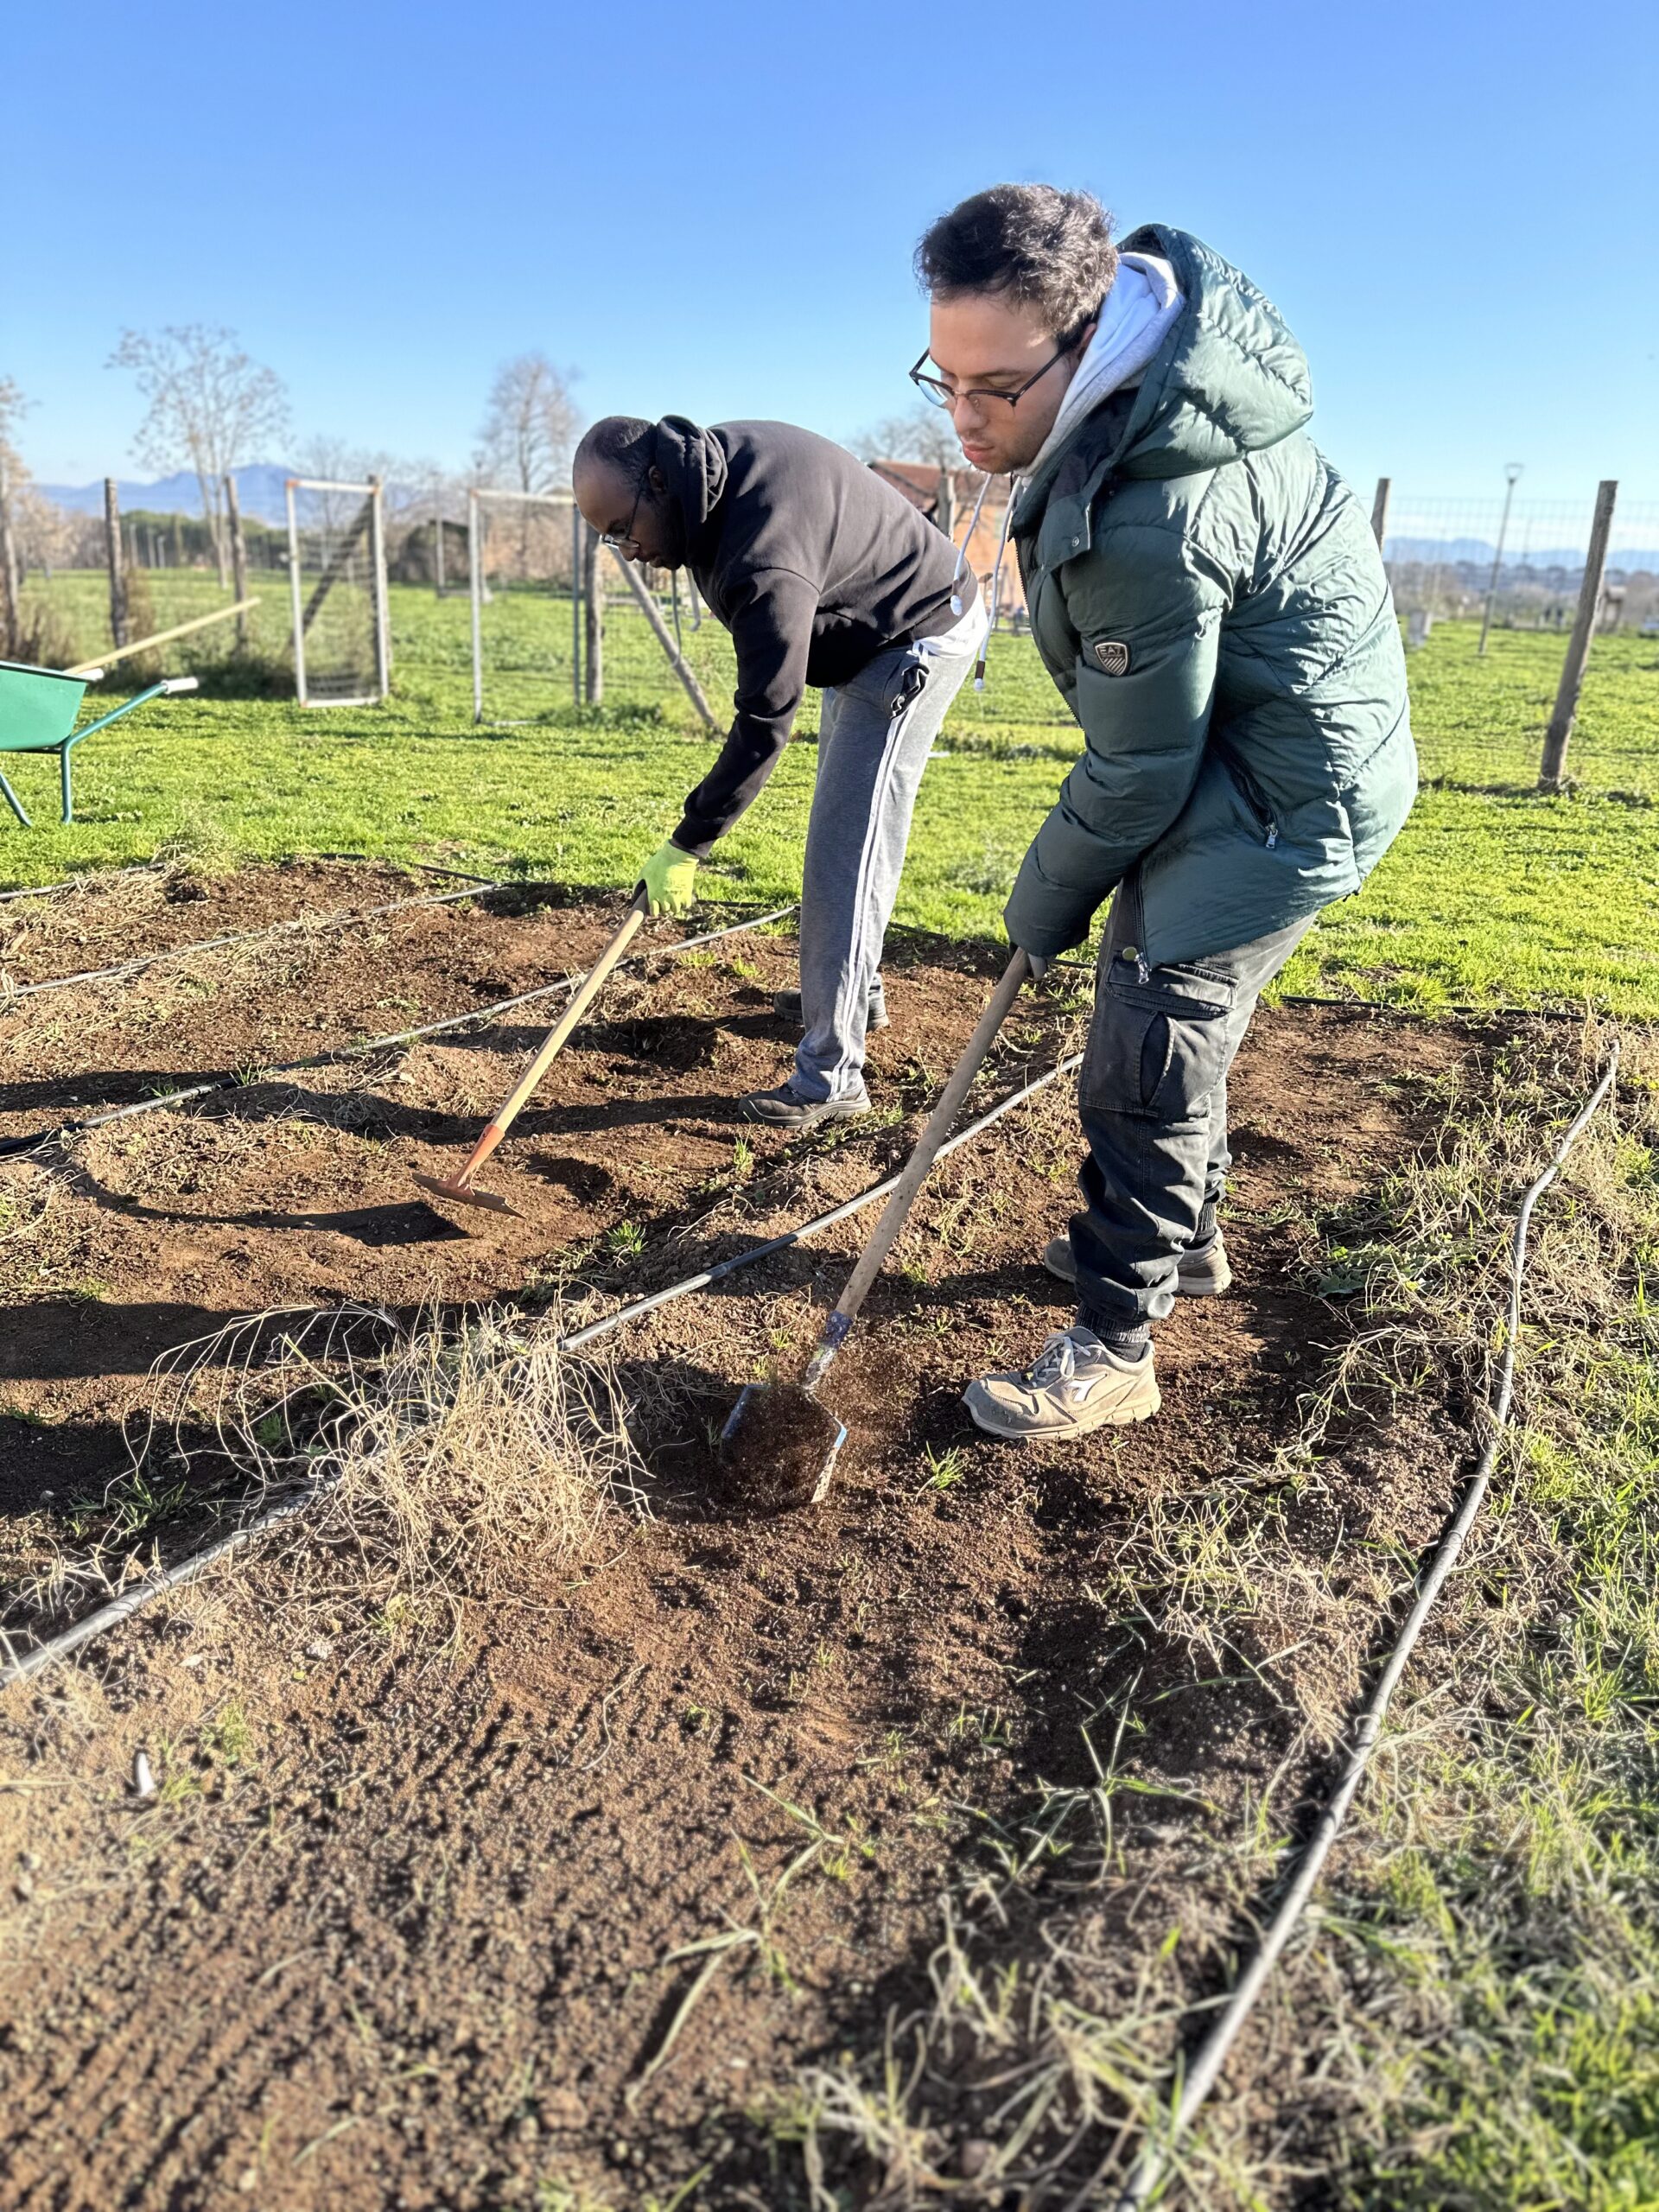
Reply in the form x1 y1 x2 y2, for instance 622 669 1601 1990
975 492 1017 690
950 473 994 618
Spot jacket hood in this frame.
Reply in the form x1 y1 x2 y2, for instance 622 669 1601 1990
652 415 729 537
1017 226 1313 519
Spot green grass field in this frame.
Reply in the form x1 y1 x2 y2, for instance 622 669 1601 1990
6 569 1658 1014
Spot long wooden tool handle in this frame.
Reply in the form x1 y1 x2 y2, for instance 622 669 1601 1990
456 894 648 1182
802 950 1031 1389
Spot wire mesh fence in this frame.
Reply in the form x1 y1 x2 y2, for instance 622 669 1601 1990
467 489 582 725
284 478 389 705
1382 491 1659 632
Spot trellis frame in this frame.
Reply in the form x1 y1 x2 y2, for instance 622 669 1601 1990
285 475 391 708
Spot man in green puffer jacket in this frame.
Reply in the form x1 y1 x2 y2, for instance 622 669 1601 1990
907 184 1416 1440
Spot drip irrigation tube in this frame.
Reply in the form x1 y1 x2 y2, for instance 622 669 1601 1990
1103 1043 1620 2212
3 878 507 1002
0 863 162 905
0 1043 1081 1693
0 902 798 1160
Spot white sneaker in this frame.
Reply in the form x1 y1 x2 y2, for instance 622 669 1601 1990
963 1326 1160 1440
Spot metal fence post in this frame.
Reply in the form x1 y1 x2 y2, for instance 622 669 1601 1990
1539 480 1618 791
1478 463 1523 657
469 488 484 725
571 499 583 705
368 475 391 697
1370 477 1390 550
286 479 308 706
582 521 603 705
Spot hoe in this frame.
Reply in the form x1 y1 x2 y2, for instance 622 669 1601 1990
719 950 1033 1509
412 890 647 1218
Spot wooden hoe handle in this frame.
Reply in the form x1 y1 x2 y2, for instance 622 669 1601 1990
803 950 1032 1388
454 893 649 1185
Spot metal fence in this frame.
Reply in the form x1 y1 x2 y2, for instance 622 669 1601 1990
1379 488 1659 632
283 476 390 706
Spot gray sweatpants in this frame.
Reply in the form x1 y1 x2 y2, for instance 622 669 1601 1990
793 600 986 1103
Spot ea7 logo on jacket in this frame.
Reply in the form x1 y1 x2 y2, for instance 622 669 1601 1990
1092 639 1131 677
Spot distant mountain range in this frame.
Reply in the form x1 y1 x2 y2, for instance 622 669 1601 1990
37 463 293 525
1386 536 1659 572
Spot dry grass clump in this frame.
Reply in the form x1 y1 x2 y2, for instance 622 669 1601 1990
776 1020 1652 2209
149 1302 648 1630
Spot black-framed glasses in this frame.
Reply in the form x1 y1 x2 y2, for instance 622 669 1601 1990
908 333 1085 413
599 476 648 556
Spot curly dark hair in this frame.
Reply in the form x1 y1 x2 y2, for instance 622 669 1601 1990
915 184 1118 341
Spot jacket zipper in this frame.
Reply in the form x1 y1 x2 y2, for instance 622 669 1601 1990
1214 741 1280 849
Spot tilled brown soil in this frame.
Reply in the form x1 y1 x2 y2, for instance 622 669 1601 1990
0 864 1496 2209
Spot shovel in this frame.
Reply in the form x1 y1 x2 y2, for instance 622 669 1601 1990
719 949 1033 1510
412 890 648 1217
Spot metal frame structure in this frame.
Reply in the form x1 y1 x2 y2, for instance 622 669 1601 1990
467 485 582 724
284 475 391 708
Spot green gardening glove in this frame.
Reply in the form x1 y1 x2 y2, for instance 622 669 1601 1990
639 838 700 918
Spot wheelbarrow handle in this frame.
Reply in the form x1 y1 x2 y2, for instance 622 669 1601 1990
802 948 1032 1392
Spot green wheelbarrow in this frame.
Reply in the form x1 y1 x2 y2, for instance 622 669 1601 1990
0 661 200 828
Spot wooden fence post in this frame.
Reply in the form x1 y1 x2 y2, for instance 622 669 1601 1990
0 458 22 658
1539 480 1618 791
1370 477 1391 549
605 543 718 731
582 522 604 705
104 478 129 648
224 474 249 649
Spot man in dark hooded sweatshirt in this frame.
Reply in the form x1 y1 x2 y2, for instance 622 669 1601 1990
573 415 986 1128
905 185 1417 1440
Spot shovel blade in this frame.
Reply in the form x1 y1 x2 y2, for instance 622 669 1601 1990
719 1382 846 1510
410 1168 518 1219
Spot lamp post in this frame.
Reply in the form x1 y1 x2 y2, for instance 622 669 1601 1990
1478 462 1524 657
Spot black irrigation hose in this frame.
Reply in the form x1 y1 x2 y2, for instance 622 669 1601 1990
0 862 162 905
0 1045 1081 1693
0 902 799 1160
1102 1043 1621 2212
3 879 506 1002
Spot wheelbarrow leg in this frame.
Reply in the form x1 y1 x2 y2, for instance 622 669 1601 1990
59 744 73 825
0 770 32 829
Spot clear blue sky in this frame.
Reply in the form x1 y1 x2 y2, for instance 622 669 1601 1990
4 0 1655 504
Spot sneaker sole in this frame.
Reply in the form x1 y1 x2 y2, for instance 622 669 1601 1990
740 1097 871 1129
1042 1243 1231 1298
963 1379 1161 1440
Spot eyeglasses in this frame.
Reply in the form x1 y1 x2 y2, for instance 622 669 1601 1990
599 477 647 556
908 331 1087 414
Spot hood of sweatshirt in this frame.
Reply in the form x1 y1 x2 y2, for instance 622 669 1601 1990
652 416 729 559
1013 226 1314 531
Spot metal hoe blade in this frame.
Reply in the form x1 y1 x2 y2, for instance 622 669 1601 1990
410 1168 518 1218
719 1382 846 1510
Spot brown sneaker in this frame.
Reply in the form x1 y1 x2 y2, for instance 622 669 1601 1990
1042 1232 1232 1298
963 1327 1160 1440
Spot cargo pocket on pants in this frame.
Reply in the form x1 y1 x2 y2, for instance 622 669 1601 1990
1080 963 1236 1122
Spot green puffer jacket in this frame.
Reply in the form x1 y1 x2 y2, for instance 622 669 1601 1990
1003 224 1415 967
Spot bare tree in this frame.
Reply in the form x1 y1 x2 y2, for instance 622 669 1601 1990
847 404 964 471
109 325 289 586
475 353 581 497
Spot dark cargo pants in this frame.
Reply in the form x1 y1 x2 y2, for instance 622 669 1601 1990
1070 879 1314 1337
